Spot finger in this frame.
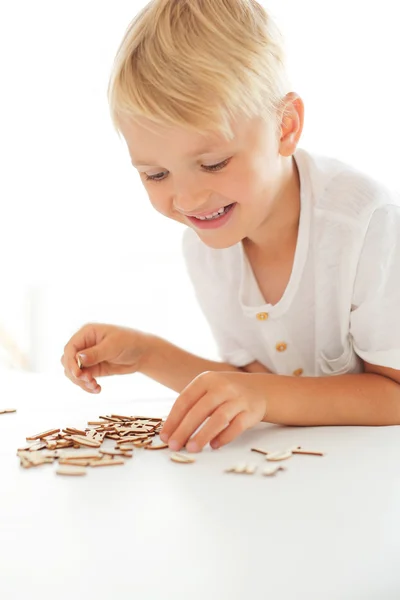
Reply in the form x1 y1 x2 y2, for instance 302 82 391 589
81 376 101 393
63 352 85 381
62 354 97 384
63 325 106 379
76 337 114 368
167 393 229 451
160 374 209 442
63 368 101 394
64 342 106 383
68 359 83 381
86 381 101 394
185 402 241 452
63 326 98 374
209 412 253 449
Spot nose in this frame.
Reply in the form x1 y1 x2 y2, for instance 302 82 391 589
173 179 210 215
174 198 208 215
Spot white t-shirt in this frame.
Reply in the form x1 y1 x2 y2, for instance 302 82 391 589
181 148 400 377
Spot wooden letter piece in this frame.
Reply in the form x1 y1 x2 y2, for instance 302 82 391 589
90 458 125 467
225 462 255 475
26 428 61 441
170 453 195 464
144 443 169 450
291 447 325 457
69 435 101 448
266 451 293 462
99 449 133 458
57 466 87 476
251 448 270 456
263 466 285 477
60 451 102 460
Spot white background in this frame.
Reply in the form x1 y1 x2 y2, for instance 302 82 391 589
1 1 399 390
1 8 400 597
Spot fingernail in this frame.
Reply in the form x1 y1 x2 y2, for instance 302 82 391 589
211 440 220 450
92 387 100 394
168 440 180 451
186 441 199 453
160 432 168 442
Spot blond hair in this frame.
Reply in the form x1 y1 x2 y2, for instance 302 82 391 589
108 0 291 140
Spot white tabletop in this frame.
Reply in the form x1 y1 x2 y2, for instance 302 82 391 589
1 372 400 600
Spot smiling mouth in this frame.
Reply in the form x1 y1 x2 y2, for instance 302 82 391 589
189 203 235 221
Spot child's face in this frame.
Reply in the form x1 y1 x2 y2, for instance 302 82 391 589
120 111 294 249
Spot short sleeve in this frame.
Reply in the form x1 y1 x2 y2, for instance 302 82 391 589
181 228 255 367
350 203 400 369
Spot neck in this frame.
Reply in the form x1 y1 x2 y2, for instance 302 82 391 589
244 155 301 259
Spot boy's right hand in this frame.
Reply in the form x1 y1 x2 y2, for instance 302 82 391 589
61 323 149 394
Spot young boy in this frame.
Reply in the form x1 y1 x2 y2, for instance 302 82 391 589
61 0 400 453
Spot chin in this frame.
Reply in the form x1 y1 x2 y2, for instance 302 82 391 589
196 231 243 250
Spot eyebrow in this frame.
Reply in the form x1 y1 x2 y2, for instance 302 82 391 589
131 144 226 167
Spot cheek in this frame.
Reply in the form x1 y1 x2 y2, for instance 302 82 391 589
146 187 185 223
146 187 168 215
220 164 264 204
243 155 278 202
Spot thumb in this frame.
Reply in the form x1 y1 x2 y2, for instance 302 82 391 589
77 340 112 368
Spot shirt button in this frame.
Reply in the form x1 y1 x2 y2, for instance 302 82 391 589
276 342 287 352
256 312 269 321
293 368 304 377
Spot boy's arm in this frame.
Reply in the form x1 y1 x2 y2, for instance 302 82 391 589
260 366 400 426
158 367 400 453
139 335 400 427
139 334 269 392
155 354 400 452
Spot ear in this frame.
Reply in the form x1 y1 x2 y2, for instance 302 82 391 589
278 93 304 157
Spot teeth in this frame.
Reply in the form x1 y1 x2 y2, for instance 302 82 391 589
195 206 227 220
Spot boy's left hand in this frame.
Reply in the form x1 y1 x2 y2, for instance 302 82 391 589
159 371 269 452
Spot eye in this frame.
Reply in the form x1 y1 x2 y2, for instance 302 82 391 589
144 158 231 183
202 158 231 172
144 171 167 183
